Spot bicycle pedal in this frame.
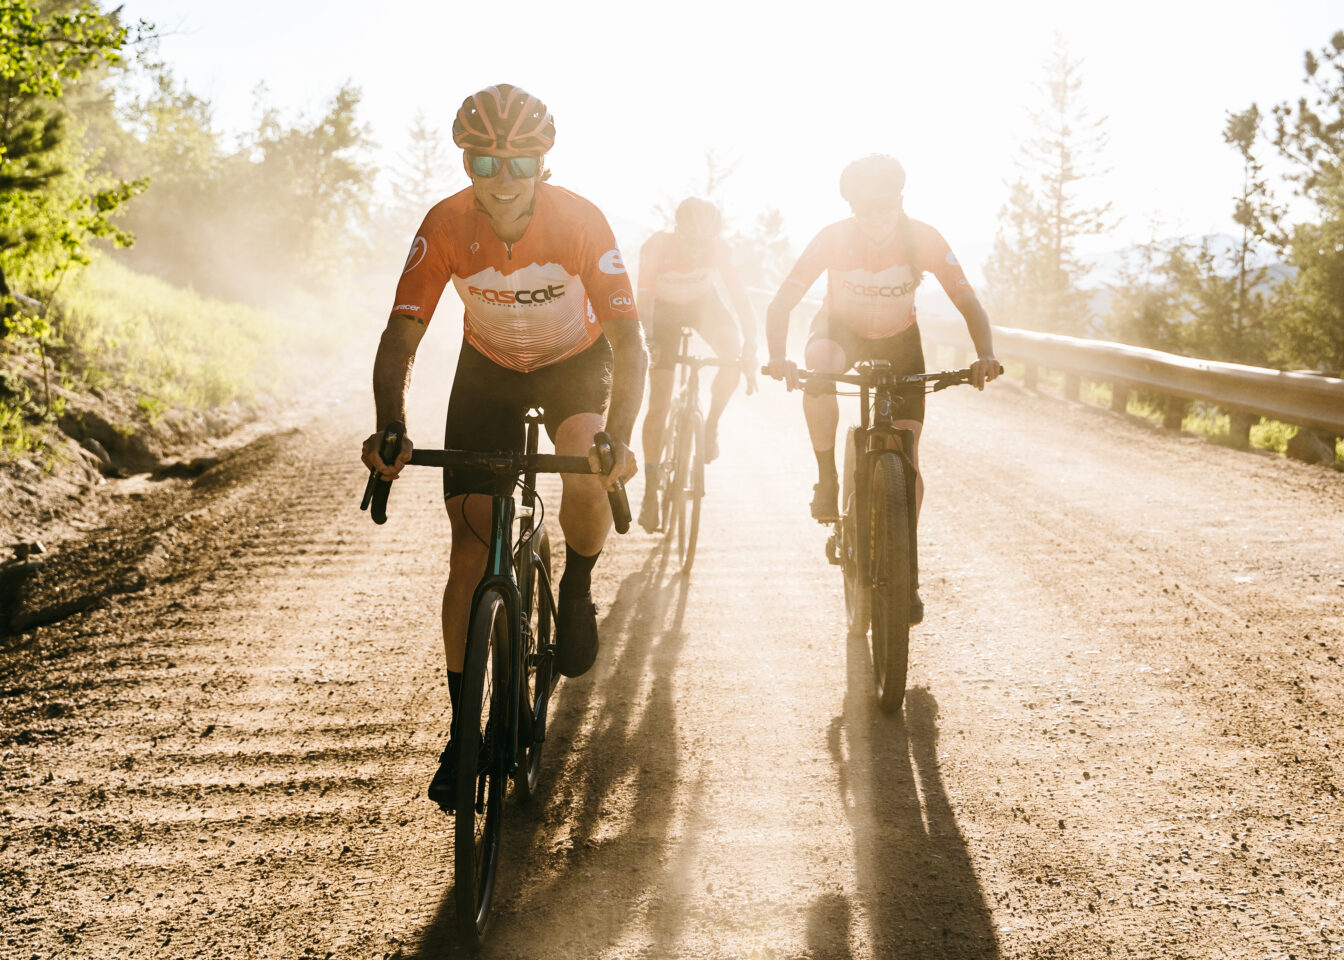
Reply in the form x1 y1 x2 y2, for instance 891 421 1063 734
825 534 842 566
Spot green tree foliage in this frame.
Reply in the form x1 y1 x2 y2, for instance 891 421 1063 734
115 77 377 304
0 0 149 300
984 35 1115 334
1265 30 1344 373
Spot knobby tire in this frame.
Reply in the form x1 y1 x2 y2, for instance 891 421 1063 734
868 452 912 715
455 588 509 944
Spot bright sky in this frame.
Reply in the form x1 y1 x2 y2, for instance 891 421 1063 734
124 0 1341 283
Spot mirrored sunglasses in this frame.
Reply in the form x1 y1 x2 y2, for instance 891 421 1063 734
469 154 540 179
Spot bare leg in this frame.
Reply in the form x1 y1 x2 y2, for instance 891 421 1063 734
442 493 493 672
802 338 846 455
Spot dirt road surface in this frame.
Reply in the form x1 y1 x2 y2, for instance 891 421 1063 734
3 345 1342 959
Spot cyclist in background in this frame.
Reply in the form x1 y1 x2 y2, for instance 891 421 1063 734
764 154 1000 622
637 197 757 532
360 84 646 806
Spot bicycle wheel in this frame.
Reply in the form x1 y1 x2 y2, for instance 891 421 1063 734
455 587 510 943
657 410 681 537
514 526 552 801
675 411 705 572
840 426 870 637
868 451 912 715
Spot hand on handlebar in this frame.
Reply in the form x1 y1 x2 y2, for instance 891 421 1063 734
587 436 638 492
764 357 800 391
361 429 413 480
969 356 1004 391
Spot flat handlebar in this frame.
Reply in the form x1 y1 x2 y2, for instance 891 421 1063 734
360 422 632 534
760 365 978 392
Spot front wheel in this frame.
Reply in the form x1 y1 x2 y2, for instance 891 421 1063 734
674 411 705 573
868 452 912 715
515 527 552 801
455 587 510 944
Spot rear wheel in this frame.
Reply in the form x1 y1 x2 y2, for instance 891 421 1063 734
455 587 509 944
514 527 552 801
868 452 912 715
674 411 705 573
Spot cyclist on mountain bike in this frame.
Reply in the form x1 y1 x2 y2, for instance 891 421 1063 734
636 197 756 531
764 154 1000 621
360 84 646 805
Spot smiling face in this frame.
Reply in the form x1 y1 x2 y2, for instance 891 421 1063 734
849 191 904 245
464 151 542 226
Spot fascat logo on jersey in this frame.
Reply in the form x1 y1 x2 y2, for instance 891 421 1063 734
841 278 920 298
466 284 566 305
609 290 634 312
598 249 626 275
403 236 427 274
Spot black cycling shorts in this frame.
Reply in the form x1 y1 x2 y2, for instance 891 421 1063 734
648 294 734 370
807 310 927 423
442 337 613 499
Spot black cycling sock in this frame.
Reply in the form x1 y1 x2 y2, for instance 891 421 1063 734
815 447 837 481
447 669 461 725
559 545 600 596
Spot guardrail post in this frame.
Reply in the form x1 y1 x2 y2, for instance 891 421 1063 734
1163 396 1187 431
1227 411 1255 449
1111 383 1129 413
1024 362 1037 390
1065 373 1080 401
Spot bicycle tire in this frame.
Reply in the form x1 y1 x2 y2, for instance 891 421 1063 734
515 527 552 801
676 411 705 573
657 412 681 537
868 451 912 715
840 426 870 636
455 587 509 944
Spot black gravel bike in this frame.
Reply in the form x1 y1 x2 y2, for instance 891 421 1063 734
653 327 725 573
771 362 978 715
360 413 630 944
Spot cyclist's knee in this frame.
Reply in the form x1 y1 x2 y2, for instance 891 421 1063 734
805 339 846 373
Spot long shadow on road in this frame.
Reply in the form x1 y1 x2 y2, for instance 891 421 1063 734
812 627 1000 959
411 539 695 958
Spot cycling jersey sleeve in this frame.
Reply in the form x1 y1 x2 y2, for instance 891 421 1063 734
915 223 974 300
579 205 638 324
389 211 454 324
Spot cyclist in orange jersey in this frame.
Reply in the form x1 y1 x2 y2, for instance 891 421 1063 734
360 84 646 807
764 154 1001 622
636 197 757 532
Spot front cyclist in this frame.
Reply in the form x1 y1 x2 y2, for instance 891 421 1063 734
764 154 1000 623
637 197 757 532
360 84 646 806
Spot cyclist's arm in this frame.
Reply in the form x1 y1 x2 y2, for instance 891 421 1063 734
765 282 806 361
363 314 426 478
766 230 827 361
601 316 647 447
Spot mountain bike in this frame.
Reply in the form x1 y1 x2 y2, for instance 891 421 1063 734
652 327 725 573
769 362 978 715
360 413 631 944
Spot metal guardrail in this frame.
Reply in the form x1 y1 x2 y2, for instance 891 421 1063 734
918 318 1344 438
746 285 1344 442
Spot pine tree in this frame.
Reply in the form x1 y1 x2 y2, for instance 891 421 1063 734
983 35 1115 335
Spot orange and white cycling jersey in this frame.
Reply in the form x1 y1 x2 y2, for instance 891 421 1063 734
390 182 637 373
781 217 973 339
636 231 742 305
